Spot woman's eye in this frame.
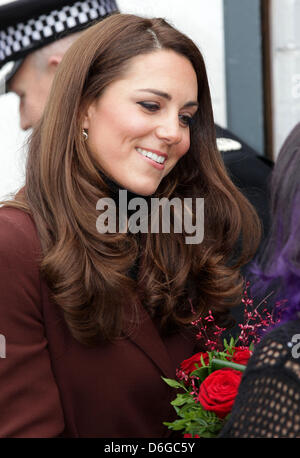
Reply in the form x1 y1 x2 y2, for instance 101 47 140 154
137 102 160 112
179 114 194 127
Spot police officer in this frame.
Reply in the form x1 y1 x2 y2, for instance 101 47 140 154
0 0 120 129
215 124 273 242
215 124 273 337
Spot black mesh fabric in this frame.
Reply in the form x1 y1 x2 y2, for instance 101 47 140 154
219 319 300 438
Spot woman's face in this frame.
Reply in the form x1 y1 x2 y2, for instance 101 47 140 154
83 49 198 195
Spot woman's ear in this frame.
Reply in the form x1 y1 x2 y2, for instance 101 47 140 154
82 106 91 129
82 101 95 129
82 115 90 129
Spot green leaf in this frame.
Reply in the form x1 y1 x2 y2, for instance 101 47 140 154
189 366 209 382
163 420 186 431
178 406 224 437
200 355 207 367
216 351 231 359
171 393 190 407
163 379 227 437
161 377 185 389
223 338 229 348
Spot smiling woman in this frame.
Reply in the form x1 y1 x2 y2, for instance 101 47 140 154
83 49 198 196
0 14 260 438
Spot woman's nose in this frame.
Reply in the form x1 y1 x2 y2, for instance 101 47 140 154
155 115 182 145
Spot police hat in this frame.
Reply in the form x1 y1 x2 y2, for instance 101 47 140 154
0 0 119 92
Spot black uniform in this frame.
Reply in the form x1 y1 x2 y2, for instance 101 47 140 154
215 125 274 335
216 124 273 240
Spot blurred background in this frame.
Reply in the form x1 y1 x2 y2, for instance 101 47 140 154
0 0 300 200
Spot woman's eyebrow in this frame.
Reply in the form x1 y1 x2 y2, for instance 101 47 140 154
136 88 199 108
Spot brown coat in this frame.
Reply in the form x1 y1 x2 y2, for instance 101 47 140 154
0 207 198 438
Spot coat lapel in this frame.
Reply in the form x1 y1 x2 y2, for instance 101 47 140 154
125 301 176 380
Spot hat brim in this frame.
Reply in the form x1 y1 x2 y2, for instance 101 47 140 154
0 59 23 95
4 59 24 90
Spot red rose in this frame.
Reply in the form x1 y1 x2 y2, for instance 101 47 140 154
198 369 242 419
180 352 209 375
229 347 252 365
183 434 200 438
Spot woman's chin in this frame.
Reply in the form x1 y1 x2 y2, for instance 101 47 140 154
128 186 157 197
125 179 161 197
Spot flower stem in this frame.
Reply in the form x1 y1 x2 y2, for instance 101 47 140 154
211 358 246 373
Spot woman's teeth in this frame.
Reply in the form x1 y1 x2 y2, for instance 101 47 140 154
136 148 166 164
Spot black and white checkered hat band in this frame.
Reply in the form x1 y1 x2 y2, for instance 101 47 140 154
0 0 118 67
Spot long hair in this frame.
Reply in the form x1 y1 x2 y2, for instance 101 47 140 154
250 123 300 323
4 14 261 345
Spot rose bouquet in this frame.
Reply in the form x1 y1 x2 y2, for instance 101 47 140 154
163 339 251 437
163 283 287 438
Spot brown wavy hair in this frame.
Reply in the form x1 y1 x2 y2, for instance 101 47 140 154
4 14 261 345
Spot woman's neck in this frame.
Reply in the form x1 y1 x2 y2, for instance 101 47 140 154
98 169 151 204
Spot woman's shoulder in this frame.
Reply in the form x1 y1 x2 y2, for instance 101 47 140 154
256 318 300 349
0 205 37 236
219 319 300 438
246 319 300 373
0 205 34 226
0 206 41 263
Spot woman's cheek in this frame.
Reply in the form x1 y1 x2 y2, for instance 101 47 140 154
177 138 190 161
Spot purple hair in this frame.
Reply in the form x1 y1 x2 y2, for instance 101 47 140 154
248 125 300 325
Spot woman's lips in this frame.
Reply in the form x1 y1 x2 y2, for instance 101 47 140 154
136 147 167 170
